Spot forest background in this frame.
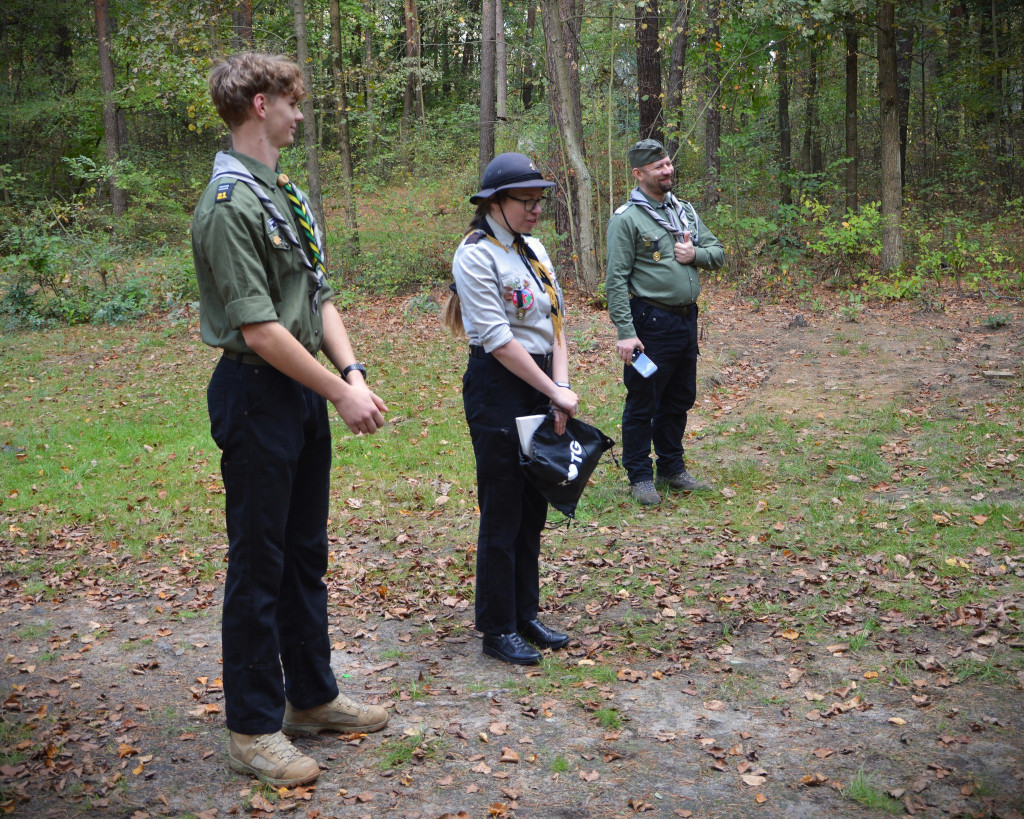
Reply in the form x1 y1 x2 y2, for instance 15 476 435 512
3 2 1024 816
1 0 1023 324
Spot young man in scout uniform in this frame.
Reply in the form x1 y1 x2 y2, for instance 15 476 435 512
192 52 389 787
605 139 725 506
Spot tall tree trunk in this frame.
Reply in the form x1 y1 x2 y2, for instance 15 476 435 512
292 0 325 240
363 0 375 156
231 0 252 48
94 0 126 217
896 26 914 190
329 0 358 270
541 0 599 293
801 43 822 175
402 0 423 137
844 24 859 213
495 0 507 120
522 2 537 111
665 0 692 158
702 0 721 208
479 0 497 179
462 0 480 75
543 0 584 264
878 1 904 271
636 0 663 142
776 37 792 206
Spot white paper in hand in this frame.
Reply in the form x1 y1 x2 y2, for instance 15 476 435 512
516 414 548 458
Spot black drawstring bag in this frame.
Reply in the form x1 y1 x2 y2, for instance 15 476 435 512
519 411 615 518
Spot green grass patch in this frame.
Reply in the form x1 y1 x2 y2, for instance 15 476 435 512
843 765 903 813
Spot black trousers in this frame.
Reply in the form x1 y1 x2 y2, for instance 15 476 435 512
621 300 699 484
463 352 551 635
207 356 339 734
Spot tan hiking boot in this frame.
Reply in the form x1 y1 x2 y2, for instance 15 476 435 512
283 693 389 736
228 731 320 787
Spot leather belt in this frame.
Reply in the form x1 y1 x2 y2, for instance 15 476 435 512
223 351 269 366
634 297 695 317
469 344 552 372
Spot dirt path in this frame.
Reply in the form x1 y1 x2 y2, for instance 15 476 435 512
3 290 1023 818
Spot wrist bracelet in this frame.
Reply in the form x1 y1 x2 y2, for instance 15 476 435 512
555 381 570 389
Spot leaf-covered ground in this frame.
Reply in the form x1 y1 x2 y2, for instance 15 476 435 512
2 288 1023 818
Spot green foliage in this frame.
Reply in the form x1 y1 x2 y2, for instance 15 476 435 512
0 221 153 328
803 198 883 285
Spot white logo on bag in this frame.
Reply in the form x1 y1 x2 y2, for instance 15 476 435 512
565 440 583 482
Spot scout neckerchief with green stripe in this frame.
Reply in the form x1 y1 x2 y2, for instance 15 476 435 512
209 152 324 314
465 218 564 345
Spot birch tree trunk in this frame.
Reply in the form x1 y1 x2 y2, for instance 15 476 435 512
878 1 904 271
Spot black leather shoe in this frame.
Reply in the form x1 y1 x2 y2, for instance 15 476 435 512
518 619 570 650
482 633 541 665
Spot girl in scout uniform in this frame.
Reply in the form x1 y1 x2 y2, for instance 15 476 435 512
444 153 579 666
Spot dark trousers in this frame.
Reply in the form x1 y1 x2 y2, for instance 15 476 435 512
621 300 699 484
207 356 339 734
463 353 550 635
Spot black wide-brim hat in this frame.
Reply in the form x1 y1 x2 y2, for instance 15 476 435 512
470 152 556 203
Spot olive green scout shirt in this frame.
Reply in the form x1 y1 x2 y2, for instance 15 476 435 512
191 151 334 356
605 189 724 341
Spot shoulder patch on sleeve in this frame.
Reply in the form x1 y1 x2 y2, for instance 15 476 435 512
215 180 237 203
614 203 631 215
463 229 486 245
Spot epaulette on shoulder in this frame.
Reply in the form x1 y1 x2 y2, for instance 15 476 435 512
463 229 486 245
613 202 633 215
215 180 237 204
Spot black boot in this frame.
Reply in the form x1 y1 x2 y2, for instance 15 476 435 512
518 619 570 650
482 632 542 665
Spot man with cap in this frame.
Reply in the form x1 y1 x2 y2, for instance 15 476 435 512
605 139 725 505
192 52 390 787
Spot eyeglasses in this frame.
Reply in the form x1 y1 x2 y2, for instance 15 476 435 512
505 194 548 212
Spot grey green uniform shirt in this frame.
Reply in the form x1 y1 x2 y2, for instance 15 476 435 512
605 188 725 340
192 151 334 356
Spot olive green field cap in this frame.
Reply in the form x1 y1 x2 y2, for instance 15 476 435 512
629 139 669 169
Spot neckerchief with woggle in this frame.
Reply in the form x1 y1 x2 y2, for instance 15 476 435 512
628 188 700 245
473 218 564 346
209 152 325 313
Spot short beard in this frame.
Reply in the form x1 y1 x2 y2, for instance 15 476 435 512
658 177 674 193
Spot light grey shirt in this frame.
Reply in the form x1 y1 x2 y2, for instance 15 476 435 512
451 216 562 355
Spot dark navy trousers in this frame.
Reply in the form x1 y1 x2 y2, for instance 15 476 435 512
207 356 339 734
463 352 550 636
621 299 699 484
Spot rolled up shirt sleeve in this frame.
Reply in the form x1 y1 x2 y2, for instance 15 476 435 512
453 244 514 353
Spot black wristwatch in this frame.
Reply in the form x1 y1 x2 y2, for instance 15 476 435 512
342 362 367 382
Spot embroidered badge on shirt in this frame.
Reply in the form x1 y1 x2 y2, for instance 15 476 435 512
215 181 236 203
